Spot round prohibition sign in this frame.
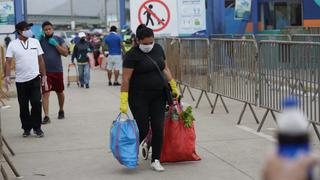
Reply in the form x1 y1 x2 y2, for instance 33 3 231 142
138 0 171 32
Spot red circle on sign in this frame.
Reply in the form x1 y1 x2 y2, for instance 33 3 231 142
138 0 171 32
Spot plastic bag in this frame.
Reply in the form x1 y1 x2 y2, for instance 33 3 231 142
110 113 139 168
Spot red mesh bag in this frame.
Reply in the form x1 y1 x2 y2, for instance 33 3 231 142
160 102 201 163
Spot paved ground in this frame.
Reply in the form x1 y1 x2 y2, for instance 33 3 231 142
1 59 320 180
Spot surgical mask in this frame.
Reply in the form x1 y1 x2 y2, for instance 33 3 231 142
139 42 154 53
22 29 33 38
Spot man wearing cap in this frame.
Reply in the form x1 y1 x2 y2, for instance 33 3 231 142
72 32 93 88
37 21 69 124
4 21 47 138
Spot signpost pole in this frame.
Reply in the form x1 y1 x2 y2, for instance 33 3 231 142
14 0 25 24
120 0 126 29
252 0 259 34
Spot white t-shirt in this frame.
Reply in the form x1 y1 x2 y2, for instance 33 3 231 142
6 38 44 83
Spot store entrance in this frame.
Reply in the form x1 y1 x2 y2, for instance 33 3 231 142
260 1 302 30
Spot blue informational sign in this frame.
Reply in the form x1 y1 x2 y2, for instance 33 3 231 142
234 0 252 20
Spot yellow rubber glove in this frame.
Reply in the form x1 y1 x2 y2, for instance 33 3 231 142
169 79 180 98
120 92 128 113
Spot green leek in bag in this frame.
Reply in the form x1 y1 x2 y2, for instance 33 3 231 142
180 106 195 128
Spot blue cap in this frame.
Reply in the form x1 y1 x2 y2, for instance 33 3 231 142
283 97 299 108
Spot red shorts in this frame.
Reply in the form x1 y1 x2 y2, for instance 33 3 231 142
42 72 64 93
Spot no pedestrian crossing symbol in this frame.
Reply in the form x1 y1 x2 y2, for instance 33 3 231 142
138 0 171 32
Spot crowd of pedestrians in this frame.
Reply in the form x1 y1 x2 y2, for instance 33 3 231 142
3 20 135 138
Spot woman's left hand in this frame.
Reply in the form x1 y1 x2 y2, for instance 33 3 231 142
169 79 180 98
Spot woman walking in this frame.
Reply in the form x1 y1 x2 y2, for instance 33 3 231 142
119 24 180 172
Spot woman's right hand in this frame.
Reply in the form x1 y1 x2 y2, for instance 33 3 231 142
120 92 128 113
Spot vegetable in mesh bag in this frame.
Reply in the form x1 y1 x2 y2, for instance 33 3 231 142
180 106 195 128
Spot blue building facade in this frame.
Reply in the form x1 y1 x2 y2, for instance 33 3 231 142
211 0 320 34
120 0 320 35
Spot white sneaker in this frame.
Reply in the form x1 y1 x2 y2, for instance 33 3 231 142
151 160 165 172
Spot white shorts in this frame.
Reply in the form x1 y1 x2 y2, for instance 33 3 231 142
106 55 122 71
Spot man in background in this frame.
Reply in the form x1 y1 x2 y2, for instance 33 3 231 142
4 35 11 48
103 26 123 86
38 21 69 124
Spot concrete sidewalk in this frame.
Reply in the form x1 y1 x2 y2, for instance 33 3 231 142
1 60 320 180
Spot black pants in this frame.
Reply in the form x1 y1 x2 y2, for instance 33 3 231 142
16 76 42 131
129 89 165 162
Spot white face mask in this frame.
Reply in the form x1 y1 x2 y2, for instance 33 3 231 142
139 42 154 53
22 29 33 38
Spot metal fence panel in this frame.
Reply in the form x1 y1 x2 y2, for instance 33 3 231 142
281 26 309 34
179 39 209 91
308 27 320 34
210 34 255 40
208 39 258 105
155 38 167 51
259 41 320 123
165 38 181 82
291 34 320 43
255 34 291 42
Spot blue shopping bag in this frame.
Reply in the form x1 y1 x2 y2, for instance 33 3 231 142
110 113 139 168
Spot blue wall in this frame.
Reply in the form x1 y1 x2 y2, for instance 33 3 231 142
304 0 320 19
206 0 225 34
225 8 247 34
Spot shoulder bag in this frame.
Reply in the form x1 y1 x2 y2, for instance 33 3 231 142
144 54 173 105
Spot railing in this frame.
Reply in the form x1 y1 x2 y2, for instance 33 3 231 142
209 38 259 123
158 37 320 140
0 45 21 179
254 34 291 41
257 41 320 134
291 34 320 42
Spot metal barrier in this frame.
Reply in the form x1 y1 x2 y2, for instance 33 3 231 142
163 37 320 139
179 38 210 102
0 46 9 106
254 34 291 42
210 34 255 40
0 46 20 179
208 38 259 123
257 41 320 139
291 34 320 42
165 38 181 82
281 26 309 34
155 37 167 51
308 27 320 34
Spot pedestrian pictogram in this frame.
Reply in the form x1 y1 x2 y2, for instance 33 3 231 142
138 0 171 32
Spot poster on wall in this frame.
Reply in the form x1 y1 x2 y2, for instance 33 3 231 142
234 0 252 20
177 0 206 36
0 0 14 25
130 0 178 36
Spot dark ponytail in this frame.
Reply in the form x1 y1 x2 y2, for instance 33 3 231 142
136 24 154 41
